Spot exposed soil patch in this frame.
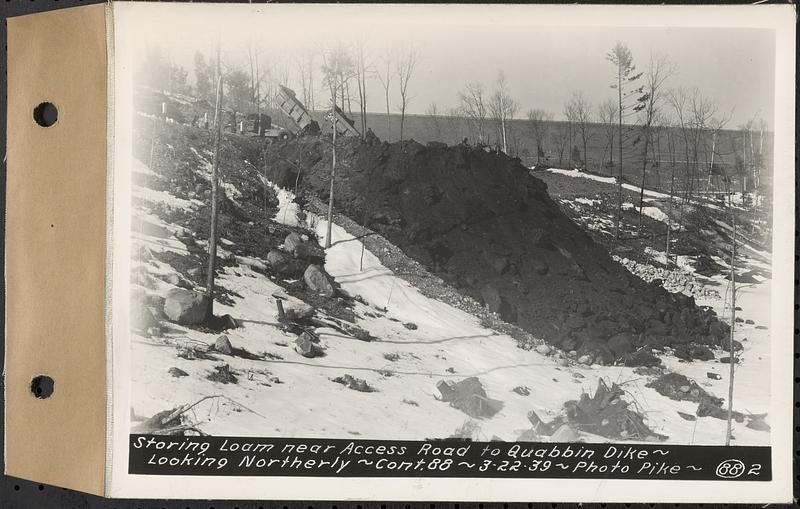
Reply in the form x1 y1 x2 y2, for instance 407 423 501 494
262 137 730 360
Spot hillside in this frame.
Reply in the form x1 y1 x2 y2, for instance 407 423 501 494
262 136 740 362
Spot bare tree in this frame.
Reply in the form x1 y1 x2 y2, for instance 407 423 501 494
353 41 373 139
375 49 394 141
426 103 444 141
447 106 467 143
562 101 577 167
205 43 224 321
597 99 618 174
635 53 677 235
489 70 517 154
667 88 693 206
395 45 418 142
246 42 266 132
566 91 593 170
296 48 317 111
734 113 762 195
678 88 718 204
551 124 569 166
526 108 552 163
606 41 643 243
724 169 739 447
662 113 678 263
459 81 489 145
702 112 734 194
320 45 355 248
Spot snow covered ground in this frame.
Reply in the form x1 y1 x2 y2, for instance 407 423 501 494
544 168 616 185
129 157 772 445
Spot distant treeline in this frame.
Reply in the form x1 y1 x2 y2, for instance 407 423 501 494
321 111 773 196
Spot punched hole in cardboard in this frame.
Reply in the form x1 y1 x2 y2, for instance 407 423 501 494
33 102 58 127
30 375 54 399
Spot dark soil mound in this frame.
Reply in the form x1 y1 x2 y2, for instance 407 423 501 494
261 137 728 360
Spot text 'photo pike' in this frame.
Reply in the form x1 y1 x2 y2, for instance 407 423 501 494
102 2 794 502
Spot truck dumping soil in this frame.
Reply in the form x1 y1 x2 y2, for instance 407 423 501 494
262 137 729 361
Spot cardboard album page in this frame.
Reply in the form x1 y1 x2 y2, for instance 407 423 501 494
7 1 796 502
5 4 109 496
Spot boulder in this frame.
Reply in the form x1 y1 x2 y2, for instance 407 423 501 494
535 344 552 356
207 364 237 384
512 385 531 396
284 302 315 321
304 264 335 297
168 367 189 378
607 333 635 358
295 331 318 358
213 335 233 355
332 374 376 392
267 249 292 274
720 339 743 352
219 314 238 330
674 343 715 362
436 377 501 418
163 288 208 325
284 232 304 253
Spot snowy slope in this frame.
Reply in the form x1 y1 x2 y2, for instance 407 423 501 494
129 157 771 445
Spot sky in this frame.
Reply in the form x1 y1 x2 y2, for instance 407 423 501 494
118 3 778 128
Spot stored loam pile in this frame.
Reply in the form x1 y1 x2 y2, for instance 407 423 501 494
262 136 730 363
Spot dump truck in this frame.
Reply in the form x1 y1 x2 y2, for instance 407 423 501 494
276 85 359 137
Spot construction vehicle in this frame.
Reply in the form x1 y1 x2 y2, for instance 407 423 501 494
243 112 292 140
276 85 359 137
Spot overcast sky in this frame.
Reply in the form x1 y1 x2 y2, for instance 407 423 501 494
119 3 777 128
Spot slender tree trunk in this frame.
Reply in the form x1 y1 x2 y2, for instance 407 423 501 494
704 132 716 193
384 86 391 141
582 132 588 171
637 128 651 236
665 165 675 264
325 83 338 249
615 65 623 243
741 134 747 195
400 105 405 142
501 115 508 153
205 74 224 320
725 205 737 446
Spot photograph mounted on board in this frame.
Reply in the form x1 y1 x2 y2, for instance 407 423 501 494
109 2 794 501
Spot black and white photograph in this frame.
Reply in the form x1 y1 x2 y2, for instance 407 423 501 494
109 3 793 499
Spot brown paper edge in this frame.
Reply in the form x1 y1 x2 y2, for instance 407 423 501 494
5 3 109 496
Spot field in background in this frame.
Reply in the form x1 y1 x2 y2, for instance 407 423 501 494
333 111 774 196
